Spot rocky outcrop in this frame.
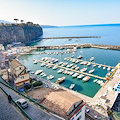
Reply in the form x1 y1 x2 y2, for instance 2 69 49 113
0 23 43 45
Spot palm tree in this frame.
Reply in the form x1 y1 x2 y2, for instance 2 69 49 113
14 19 19 23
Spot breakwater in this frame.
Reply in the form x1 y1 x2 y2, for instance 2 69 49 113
36 43 120 50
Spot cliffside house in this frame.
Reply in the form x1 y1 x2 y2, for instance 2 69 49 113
9 59 30 89
40 90 86 120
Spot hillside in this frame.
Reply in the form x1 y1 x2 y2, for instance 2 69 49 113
0 22 43 45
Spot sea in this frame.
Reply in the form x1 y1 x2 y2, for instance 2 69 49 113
18 24 120 98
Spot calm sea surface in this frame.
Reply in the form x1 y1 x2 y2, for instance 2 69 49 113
19 25 120 98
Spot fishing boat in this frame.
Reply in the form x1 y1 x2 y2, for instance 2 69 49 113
82 76 90 82
77 74 85 79
89 69 95 74
69 84 75 89
90 57 94 61
35 70 43 75
56 77 65 84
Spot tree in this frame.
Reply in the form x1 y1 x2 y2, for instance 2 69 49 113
14 19 19 23
20 20 24 23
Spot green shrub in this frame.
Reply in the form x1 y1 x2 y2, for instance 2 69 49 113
32 81 43 87
25 84 31 89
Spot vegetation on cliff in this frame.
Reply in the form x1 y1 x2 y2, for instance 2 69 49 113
0 22 43 45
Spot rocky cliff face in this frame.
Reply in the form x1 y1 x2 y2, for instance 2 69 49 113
0 23 43 45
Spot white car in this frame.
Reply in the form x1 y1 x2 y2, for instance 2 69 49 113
16 98 28 109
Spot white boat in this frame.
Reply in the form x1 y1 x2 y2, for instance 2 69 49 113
75 67 79 70
27 69 31 72
107 67 111 71
77 55 83 59
52 66 58 70
33 61 37 64
41 63 46 67
83 61 87 65
89 69 95 74
111 68 115 72
93 79 98 82
106 72 111 77
100 83 104 86
80 61 84 65
92 64 96 67
57 69 64 73
72 73 79 78
35 70 43 75
103 66 106 70
98 65 101 68
30 72 34 74
47 75 54 80
82 76 90 81
90 57 94 61
80 68 87 72
69 84 75 89
69 71 74 75
77 74 85 79
75 60 79 64
87 62 91 66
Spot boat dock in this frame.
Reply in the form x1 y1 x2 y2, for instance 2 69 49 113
34 59 106 80
67 57 115 69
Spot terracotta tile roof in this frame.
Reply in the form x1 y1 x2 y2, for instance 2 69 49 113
40 90 83 116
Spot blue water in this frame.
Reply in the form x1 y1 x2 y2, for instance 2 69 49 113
19 24 120 98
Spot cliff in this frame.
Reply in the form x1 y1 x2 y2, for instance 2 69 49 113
0 23 43 45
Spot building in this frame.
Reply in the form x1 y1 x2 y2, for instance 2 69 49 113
40 90 86 120
9 59 30 89
0 44 4 51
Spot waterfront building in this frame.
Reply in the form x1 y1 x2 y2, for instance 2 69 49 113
40 90 86 120
9 59 30 89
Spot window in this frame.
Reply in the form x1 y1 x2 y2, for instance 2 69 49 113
77 115 81 120
71 117 74 120
21 76 24 79
19 67 21 70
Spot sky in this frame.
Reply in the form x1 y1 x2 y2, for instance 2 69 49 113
0 0 120 26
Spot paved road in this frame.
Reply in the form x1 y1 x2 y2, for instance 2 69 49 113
0 78 60 120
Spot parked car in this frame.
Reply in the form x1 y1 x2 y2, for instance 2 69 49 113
16 98 28 109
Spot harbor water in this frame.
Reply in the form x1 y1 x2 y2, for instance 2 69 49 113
19 24 120 98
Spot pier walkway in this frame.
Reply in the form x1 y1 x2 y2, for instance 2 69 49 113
34 59 106 80
67 57 115 69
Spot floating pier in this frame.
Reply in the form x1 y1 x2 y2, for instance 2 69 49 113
34 59 106 80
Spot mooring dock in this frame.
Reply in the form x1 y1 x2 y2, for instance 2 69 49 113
34 59 107 80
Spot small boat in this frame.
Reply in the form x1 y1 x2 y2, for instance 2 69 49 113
75 60 79 64
89 69 95 74
69 84 75 89
103 66 106 70
82 76 90 82
47 75 54 80
72 73 79 78
90 57 94 61
57 69 64 73
69 71 74 75
56 77 65 84
27 69 31 72
87 62 91 66
106 72 111 77
33 61 37 64
52 66 58 70
98 65 101 68
93 79 98 82
77 74 85 79
111 68 115 72
80 68 87 72
77 55 83 59
41 63 46 67
83 61 87 65
30 72 34 74
35 70 43 75
92 64 96 67
107 67 111 71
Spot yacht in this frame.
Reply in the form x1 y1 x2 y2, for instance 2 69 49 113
77 55 83 59
87 62 91 66
69 84 75 89
72 73 79 78
90 57 94 61
77 74 85 79
89 69 95 74
52 66 58 70
103 66 106 70
82 76 90 82
80 68 87 72
56 77 65 84
35 70 43 75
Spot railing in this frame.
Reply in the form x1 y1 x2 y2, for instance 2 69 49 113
0 86 32 120
0 76 69 120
